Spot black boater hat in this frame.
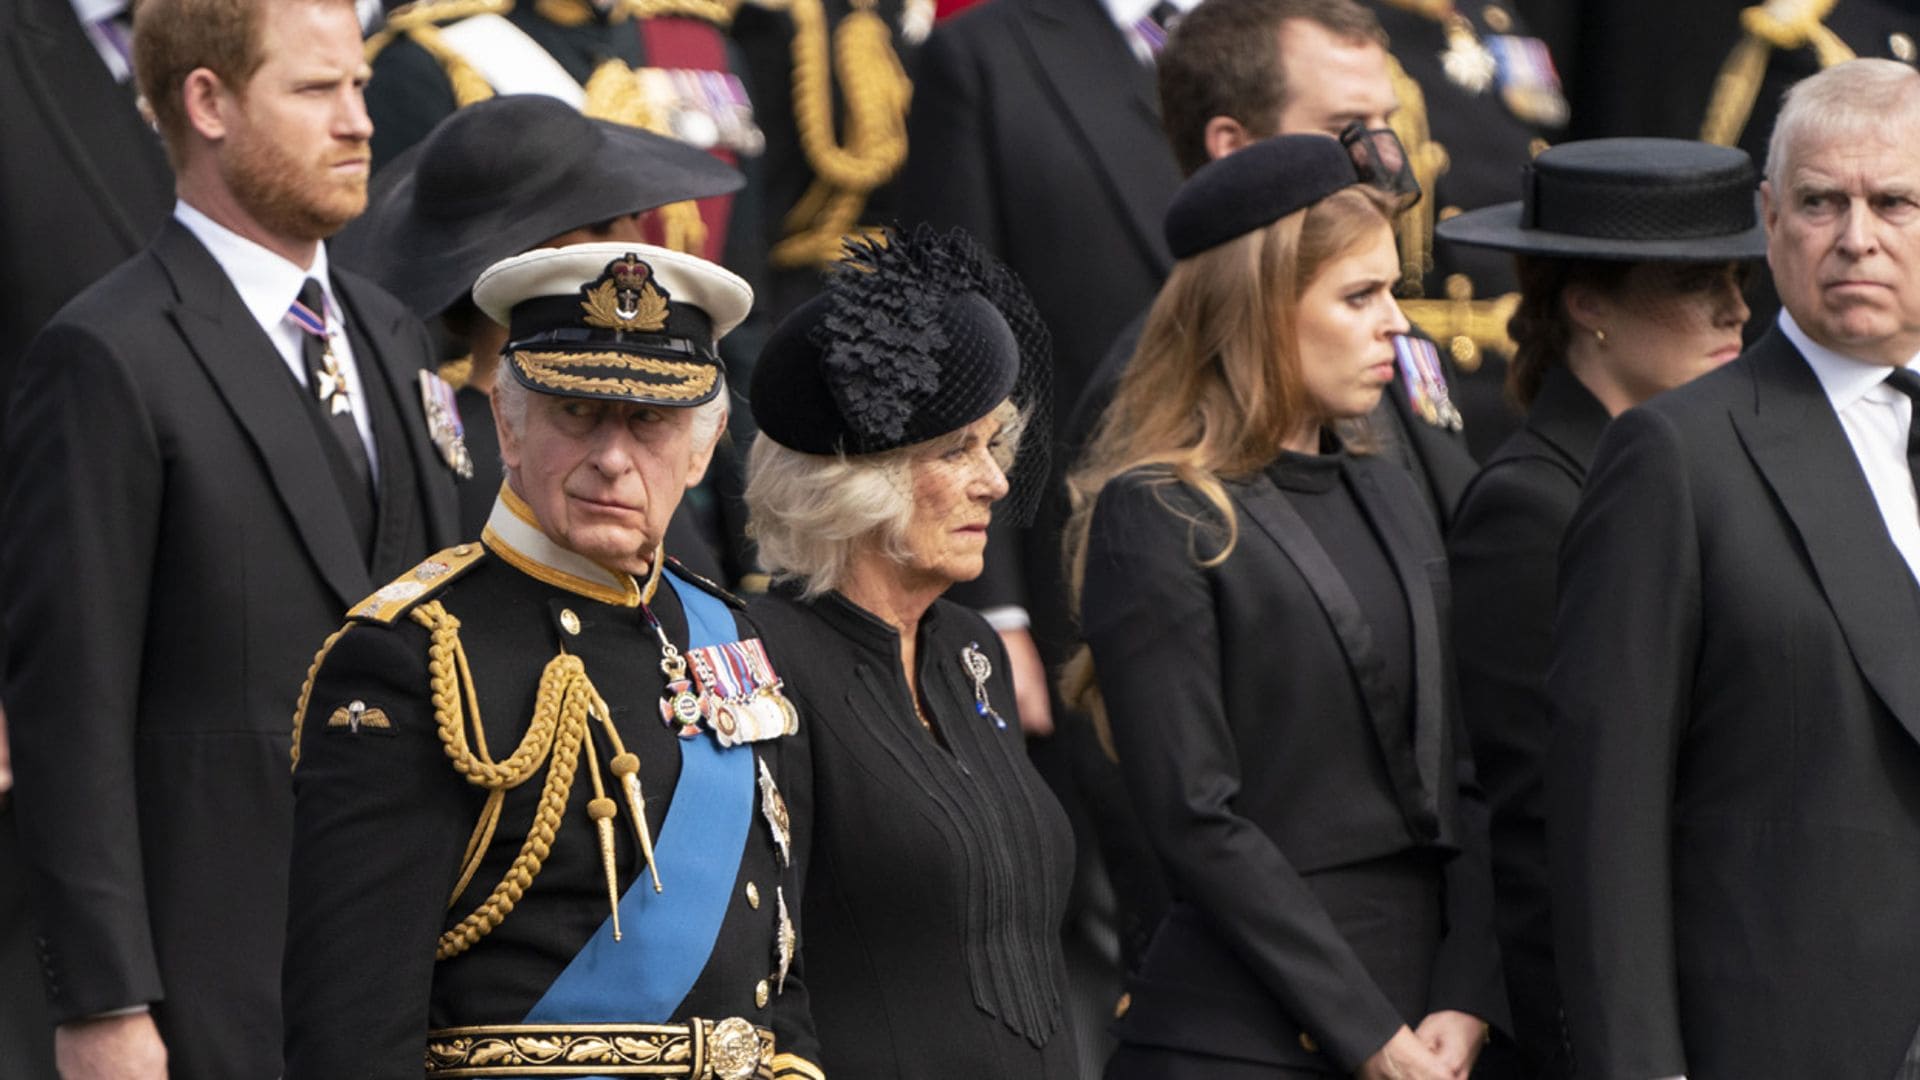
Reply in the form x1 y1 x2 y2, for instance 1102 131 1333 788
332 95 744 319
472 242 751 407
1435 138 1768 262
750 225 1054 522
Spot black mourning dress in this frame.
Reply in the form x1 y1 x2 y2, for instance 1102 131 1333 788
1082 446 1506 1078
750 587 1083 1079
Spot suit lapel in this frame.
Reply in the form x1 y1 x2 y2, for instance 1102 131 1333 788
1731 329 1920 744
1233 472 1440 838
332 271 455 572
11 0 172 250
1013 0 1176 276
154 222 369 608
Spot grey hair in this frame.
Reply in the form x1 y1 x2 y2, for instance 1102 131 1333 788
492 370 730 456
743 400 1027 599
1767 59 1920 190
743 436 917 599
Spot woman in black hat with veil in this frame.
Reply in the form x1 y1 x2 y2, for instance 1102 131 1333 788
1063 132 1507 1080
741 225 1080 1078
1435 137 1767 1080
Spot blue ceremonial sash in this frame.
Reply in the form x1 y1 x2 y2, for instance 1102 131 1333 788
524 569 756 1023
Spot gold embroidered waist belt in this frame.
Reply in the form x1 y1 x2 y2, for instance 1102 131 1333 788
424 1017 774 1079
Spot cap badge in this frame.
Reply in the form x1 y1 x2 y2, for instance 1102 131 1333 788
580 254 670 333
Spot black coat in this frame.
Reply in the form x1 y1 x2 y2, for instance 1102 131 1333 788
895 0 1183 627
0 219 461 1077
285 536 819 1078
1447 366 1608 1080
0 0 173 456
750 589 1081 1079
1548 328 1920 1078
1081 455 1506 1074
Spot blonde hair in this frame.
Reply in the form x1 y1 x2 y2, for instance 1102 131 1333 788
1060 184 1396 720
745 401 1025 598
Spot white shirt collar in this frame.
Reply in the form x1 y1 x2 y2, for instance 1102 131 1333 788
1102 0 1196 33
480 484 655 607
1780 307 1920 412
69 0 123 25
173 199 335 335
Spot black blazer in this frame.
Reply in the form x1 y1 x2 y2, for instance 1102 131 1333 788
1 219 460 1077
1081 456 1506 1073
896 0 1183 620
1548 328 1920 1079
1447 366 1608 1080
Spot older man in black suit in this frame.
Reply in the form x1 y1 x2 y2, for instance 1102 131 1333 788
1548 58 1920 1080
0 0 461 1074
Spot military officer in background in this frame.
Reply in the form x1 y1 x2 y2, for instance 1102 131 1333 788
283 242 822 1080
730 0 920 318
1364 0 1570 457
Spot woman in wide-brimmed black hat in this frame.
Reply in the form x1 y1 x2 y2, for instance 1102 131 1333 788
1435 136 1769 1080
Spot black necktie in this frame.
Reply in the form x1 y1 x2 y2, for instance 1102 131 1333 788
1883 367 1920 504
289 278 376 558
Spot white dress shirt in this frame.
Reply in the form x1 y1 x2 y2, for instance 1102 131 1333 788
174 200 381 479
1783 308 1920 587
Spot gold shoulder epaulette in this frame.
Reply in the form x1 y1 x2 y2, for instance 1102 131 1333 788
349 543 489 625
665 556 747 610
621 0 737 25
381 0 512 32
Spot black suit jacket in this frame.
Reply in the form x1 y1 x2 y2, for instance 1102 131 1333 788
897 0 1183 626
1081 458 1506 1072
1 219 459 1077
1447 366 1607 1080
0 0 173 455
1547 328 1920 1079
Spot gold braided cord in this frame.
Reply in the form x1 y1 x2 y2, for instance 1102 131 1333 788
771 0 911 268
412 602 602 960
289 623 353 773
1702 0 1853 146
581 61 711 257
620 0 738 27
1385 55 1450 296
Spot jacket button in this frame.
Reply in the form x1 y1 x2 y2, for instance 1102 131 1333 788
1112 992 1131 1019
755 979 770 1008
1298 1032 1318 1053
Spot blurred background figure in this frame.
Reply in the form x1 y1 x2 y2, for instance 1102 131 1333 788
1437 136 1767 1080
1066 133 1505 1080
745 224 1079 1077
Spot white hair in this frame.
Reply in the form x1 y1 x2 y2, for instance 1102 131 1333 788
492 370 730 459
1767 59 1920 190
743 436 917 599
743 400 1028 598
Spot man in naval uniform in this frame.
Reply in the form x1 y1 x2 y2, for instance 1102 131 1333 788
283 242 822 1080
